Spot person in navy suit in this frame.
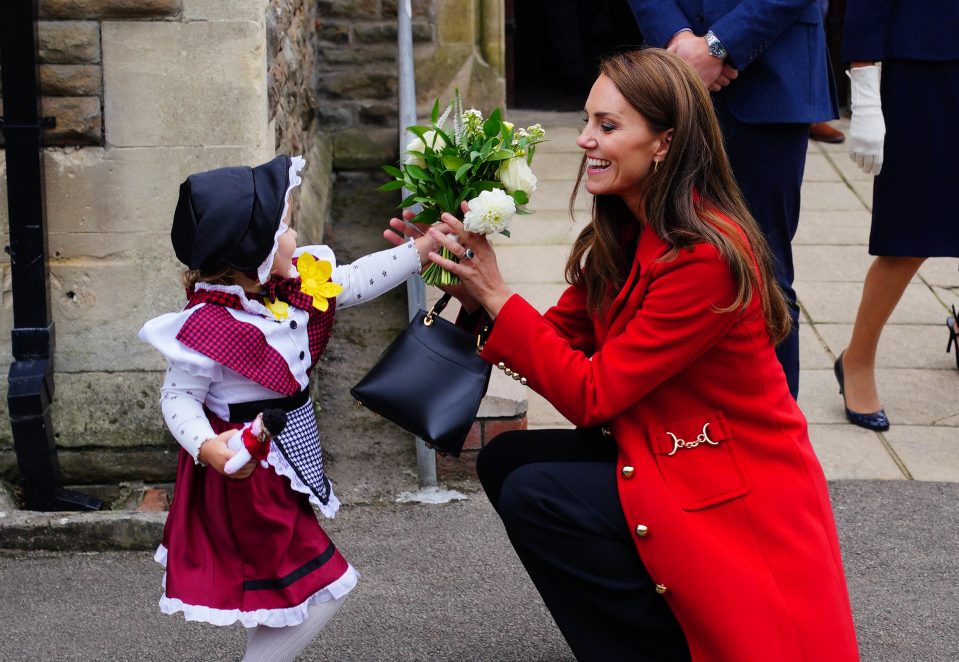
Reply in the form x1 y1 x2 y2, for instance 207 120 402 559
835 0 959 430
628 0 840 399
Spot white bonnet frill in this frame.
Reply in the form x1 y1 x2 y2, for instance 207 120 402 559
257 155 306 284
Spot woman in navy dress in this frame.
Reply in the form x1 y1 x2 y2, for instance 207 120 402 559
836 0 959 430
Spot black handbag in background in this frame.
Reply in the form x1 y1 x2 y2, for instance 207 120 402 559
350 293 493 458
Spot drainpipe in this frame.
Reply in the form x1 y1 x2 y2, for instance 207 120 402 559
397 0 437 488
0 0 101 510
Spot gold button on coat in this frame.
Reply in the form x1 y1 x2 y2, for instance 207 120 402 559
520 378 528 385
621 466 634 478
601 426 611 437
655 584 667 595
635 524 648 537
497 362 505 370
512 373 521 380
504 368 513 376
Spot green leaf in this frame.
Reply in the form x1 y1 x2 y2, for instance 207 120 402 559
499 229 511 238
473 180 501 193
527 145 536 165
442 154 468 171
397 192 419 208
470 151 482 161
382 165 403 178
406 126 430 141
483 107 502 137
510 190 529 206
454 163 473 182
481 137 495 156
454 186 474 210
514 208 534 215
430 98 440 124
405 164 430 180
488 149 516 161
377 180 406 191
412 208 440 225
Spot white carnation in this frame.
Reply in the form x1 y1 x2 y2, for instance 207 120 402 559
404 131 447 168
463 189 516 235
497 157 538 198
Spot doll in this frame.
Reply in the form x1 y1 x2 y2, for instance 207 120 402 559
224 409 288 475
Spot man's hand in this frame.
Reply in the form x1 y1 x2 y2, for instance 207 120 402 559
666 31 738 92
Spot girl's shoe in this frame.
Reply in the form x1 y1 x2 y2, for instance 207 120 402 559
947 306 958 371
833 351 890 431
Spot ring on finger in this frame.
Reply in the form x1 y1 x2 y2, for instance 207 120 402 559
462 248 475 260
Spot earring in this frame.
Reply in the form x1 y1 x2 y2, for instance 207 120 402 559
653 159 659 173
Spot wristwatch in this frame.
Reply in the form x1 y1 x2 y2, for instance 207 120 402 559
705 31 728 61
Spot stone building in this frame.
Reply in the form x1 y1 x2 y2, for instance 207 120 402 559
0 0 508 484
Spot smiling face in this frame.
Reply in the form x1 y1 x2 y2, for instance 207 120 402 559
577 74 673 216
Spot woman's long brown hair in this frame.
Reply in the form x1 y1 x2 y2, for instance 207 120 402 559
565 48 792 344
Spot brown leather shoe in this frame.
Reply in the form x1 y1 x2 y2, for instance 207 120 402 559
809 122 845 143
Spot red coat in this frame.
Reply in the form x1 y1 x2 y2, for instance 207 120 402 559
481 223 860 662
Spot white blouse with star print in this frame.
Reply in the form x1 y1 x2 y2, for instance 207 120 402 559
139 241 421 464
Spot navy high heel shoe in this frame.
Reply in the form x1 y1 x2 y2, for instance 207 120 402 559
947 306 958 371
834 351 890 431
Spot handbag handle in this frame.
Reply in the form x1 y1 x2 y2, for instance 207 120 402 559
422 292 493 357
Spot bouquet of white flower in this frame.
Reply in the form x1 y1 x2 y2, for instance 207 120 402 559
379 89 546 286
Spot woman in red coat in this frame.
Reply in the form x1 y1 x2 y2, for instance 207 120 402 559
417 49 860 661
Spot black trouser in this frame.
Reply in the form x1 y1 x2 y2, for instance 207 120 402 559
712 93 810 399
477 429 692 662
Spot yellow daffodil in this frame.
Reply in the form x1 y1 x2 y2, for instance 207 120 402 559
297 253 343 312
264 297 289 321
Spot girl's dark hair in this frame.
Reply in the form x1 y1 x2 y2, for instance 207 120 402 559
181 264 245 291
565 48 792 344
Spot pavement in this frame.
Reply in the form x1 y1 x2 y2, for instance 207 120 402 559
500 111 959 482
1 481 957 661
2 116 959 661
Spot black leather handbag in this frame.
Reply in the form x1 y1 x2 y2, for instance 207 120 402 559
350 294 492 458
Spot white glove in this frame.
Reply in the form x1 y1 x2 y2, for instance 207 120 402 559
847 66 885 176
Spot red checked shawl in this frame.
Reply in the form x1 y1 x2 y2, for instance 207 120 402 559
176 259 336 397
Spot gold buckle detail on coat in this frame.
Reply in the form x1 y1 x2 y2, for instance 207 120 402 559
665 423 718 456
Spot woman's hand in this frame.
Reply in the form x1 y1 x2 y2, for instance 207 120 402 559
197 429 257 480
384 209 482 314
428 205 514 319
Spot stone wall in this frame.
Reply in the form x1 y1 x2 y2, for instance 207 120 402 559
0 0 331 483
317 0 506 170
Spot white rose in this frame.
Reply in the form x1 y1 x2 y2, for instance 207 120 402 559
404 131 446 168
463 188 516 235
497 156 538 198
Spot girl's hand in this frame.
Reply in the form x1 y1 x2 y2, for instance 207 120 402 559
197 429 257 480
428 203 513 319
384 209 482 314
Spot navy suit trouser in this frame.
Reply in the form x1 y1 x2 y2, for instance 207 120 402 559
712 93 810 399
478 429 692 662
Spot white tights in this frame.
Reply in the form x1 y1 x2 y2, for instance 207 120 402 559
242 595 347 662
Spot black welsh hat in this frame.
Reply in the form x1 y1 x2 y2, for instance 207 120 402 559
172 155 303 273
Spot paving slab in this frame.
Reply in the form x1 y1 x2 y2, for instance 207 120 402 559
799 322 835 370
488 212 588 246
802 152 842 182
884 426 959 481
532 180 588 211
800 182 864 211
815 324 955 370
496 244 570 284
793 210 871 246
509 282 570 315
872 369 959 426
532 152 584 181
798 369 849 424
807 424 905 480
527 389 573 427
796 282 945 325
919 258 959 288
794 244 908 283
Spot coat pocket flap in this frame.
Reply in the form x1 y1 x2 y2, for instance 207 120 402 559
649 412 749 511
650 412 731 456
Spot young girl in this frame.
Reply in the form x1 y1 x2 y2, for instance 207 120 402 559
139 155 432 661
